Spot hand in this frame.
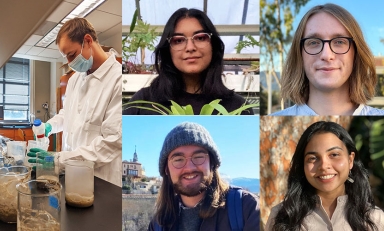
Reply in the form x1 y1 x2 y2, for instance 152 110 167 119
45 123 52 137
27 148 51 171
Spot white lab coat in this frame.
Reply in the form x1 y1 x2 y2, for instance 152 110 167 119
48 53 122 186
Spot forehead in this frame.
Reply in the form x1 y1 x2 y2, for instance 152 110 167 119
174 17 204 34
168 145 208 157
57 33 80 54
305 132 346 151
304 12 351 38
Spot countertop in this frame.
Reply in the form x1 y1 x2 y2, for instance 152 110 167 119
0 175 122 231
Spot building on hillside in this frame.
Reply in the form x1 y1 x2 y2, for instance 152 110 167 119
122 146 145 179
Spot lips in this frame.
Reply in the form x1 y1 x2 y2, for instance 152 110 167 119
180 171 202 182
317 67 338 71
317 174 336 179
184 56 200 61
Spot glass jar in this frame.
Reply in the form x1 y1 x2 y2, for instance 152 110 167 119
65 160 94 207
17 179 62 231
0 166 30 223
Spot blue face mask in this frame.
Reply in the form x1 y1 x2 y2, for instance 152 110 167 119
68 41 93 72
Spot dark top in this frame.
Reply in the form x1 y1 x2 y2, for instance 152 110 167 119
147 190 260 231
123 87 254 115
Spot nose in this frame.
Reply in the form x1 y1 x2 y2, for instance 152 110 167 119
185 38 196 52
183 157 197 170
319 42 335 60
318 157 331 170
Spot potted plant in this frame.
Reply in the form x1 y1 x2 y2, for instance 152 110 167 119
122 10 158 74
123 99 259 115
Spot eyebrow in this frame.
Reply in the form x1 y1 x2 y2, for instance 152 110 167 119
172 30 206 37
169 148 208 158
303 32 350 38
304 146 344 156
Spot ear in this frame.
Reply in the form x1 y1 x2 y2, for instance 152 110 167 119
165 166 169 175
349 152 355 170
83 34 93 46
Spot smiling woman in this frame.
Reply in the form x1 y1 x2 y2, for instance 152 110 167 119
123 8 253 115
265 121 384 231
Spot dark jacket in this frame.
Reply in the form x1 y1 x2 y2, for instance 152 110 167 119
123 87 254 115
147 190 260 231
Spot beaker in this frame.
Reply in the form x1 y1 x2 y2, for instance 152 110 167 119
16 179 61 231
0 166 30 223
64 160 94 207
36 152 59 182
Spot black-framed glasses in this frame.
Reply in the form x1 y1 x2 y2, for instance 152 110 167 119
169 153 209 169
167 33 212 51
301 37 354 55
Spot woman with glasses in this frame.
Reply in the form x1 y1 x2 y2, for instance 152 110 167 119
123 8 253 115
271 3 384 115
265 121 384 231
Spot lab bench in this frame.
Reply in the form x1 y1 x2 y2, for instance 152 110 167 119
0 175 122 231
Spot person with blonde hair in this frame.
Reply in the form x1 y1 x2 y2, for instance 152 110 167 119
271 3 384 115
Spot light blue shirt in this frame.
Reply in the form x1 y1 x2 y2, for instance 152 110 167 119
270 104 384 116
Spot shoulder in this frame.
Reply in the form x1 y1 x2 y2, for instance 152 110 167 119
356 105 384 115
265 203 283 231
130 87 152 101
371 207 384 229
270 104 317 116
220 93 255 115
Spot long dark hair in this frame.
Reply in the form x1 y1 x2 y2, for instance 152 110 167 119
273 121 378 231
154 152 229 228
149 8 234 102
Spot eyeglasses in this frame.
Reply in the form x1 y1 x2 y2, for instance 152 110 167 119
168 153 209 169
167 33 212 51
301 37 354 55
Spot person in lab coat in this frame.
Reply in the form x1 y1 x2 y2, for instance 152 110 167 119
31 18 122 186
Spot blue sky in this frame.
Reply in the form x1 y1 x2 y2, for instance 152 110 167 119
122 116 260 179
293 0 384 56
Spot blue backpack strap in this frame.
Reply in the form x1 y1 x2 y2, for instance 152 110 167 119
227 187 243 231
154 222 162 231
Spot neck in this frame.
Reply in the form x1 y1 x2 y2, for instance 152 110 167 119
318 193 341 219
89 44 109 73
180 191 205 208
307 85 357 115
183 74 201 94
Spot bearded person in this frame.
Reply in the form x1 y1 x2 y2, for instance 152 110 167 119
148 122 260 231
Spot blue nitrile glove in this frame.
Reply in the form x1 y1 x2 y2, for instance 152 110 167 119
45 122 52 137
27 148 50 171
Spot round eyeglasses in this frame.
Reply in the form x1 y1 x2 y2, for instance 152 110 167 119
167 33 212 51
301 37 354 55
169 153 208 169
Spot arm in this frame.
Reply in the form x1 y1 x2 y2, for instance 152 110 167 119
58 68 122 169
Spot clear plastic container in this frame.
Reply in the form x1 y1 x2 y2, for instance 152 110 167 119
0 166 30 223
6 141 27 166
16 179 61 231
64 160 94 207
36 153 59 182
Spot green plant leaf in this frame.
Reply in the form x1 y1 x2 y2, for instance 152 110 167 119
229 103 259 115
124 100 173 114
125 105 167 115
129 9 138 34
170 100 186 115
209 103 229 115
183 105 194 115
200 104 215 115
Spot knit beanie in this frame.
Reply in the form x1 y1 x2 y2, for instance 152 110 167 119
159 122 221 177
